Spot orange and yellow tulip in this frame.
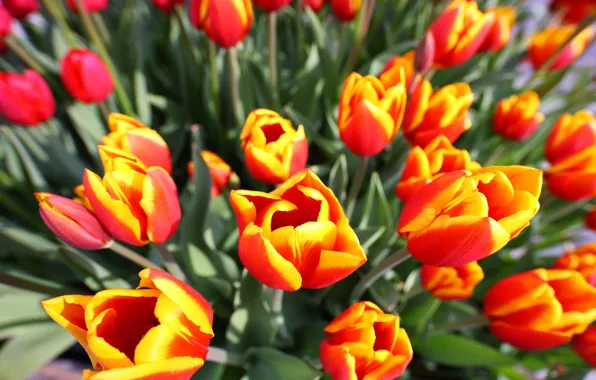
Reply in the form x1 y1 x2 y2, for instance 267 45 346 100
102 113 172 174
429 0 495 67
42 268 214 379
398 166 542 266
230 169 366 291
420 261 484 301
528 25 595 71
83 146 181 246
479 6 515 52
35 192 111 250
240 109 308 184
402 80 473 147
379 50 416 90
320 301 413 380
493 91 544 141
395 135 480 203
545 110 595 164
330 0 361 22
484 268 596 351
586 207 596 231
545 146 596 201
572 325 596 366
552 243 596 285
189 0 253 48
188 150 235 196
338 72 407 156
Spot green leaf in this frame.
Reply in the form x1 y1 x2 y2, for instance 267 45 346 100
328 154 348 206
66 103 108 163
59 246 131 291
400 292 441 336
245 347 320 380
358 172 393 232
355 226 386 250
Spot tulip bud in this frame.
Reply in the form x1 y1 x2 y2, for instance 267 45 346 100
586 207 596 231
478 6 515 52
493 91 545 141
338 72 407 156
151 0 183 13
188 150 236 196
66 0 108 13
330 0 362 22
421 261 484 301
60 49 114 104
35 192 112 250
528 25 595 71
189 0 253 48
0 6 12 52
3 0 39 19
253 0 292 13
102 113 172 174
240 109 308 184
302 0 324 12
0 70 55 126
573 326 596 366
379 50 416 89
415 32 435 74
552 243 596 286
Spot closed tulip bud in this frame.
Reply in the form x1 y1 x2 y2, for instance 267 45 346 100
479 6 515 52
60 49 114 104
230 170 366 291
3 0 39 19
396 136 480 203
330 0 361 22
0 70 55 126
302 0 324 12
528 25 595 71
551 0 596 25
253 0 291 13
35 193 112 250
41 269 214 379
429 0 495 67
545 110 596 164
484 268 596 351
415 32 435 74
586 207 596 231
66 0 108 13
0 6 12 52
189 0 253 48
493 91 544 141
152 0 183 13
338 72 407 156
102 113 172 174
545 146 596 201
573 326 596 366
83 146 181 246
320 301 413 380
240 109 308 184
398 166 542 266
188 150 235 196
379 50 416 90
403 80 473 147
421 261 484 301
552 243 596 286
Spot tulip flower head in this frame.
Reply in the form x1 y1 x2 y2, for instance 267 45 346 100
528 25 595 71
379 50 416 90
403 80 473 147
586 207 596 231
429 0 495 67
60 49 114 104
188 150 235 196
240 109 308 184
493 91 544 141
83 146 181 246
3 0 39 19
338 72 407 157
398 166 542 266
0 6 12 52
189 0 253 48
42 269 214 379
572 326 596 366
421 261 484 301
545 110 596 164
66 0 108 13
552 243 596 285
253 0 292 13
0 70 55 126
330 0 362 22
102 113 172 174
484 268 596 351
320 301 413 380
152 0 183 13
479 6 515 52
302 0 324 12
396 135 481 203
551 0 596 25
230 170 367 291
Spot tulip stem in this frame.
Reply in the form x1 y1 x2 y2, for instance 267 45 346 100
208 41 221 118
154 243 187 281
345 156 369 218
109 242 161 270
343 0 374 76
206 346 246 368
0 272 73 296
228 47 243 124
41 0 77 48
433 314 489 334
4 36 45 74
174 5 201 72
98 101 110 121
295 0 304 63
73 0 134 116
350 247 411 302
92 13 111 45
541 201 588 227
268 12 279 108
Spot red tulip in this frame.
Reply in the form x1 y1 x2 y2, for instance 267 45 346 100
302 0 324 12
528 25 595 71
0 70 55 126
189 0 253 48
66 0 108 13
151 0 183 13
3 0 39 19
331 0 361 22
0 6 12 52
573 326 596 366
253 0 292 13
586 207 596 231
60 49 114 104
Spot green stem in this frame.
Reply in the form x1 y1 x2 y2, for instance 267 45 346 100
4 36 45 73
484 143 506 166
349 247 411 302
228 46 243 124
541 201 588 226
433 314 489 334
0 272 68 296
271 288 284 319
208 40 221 117
206 346 246 368
154 243 187 281
109 241 161 269
295 0 304 63
345 156 369 218
73 0 134 115
268 12 279 108
174 5 201 70
92 13 111 45
41 0 77 48
343 0 373 75
98 101 110 121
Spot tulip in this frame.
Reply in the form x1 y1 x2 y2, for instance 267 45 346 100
330 0 361 22
3 0 39 19
253 0 291 13
102 113 172 174
240 109 308 184
152 0 183 13
0 6 12 52
414 32 435 74
478 6 515 52
73 184 93 211
320 301 413 380
545 145 596 201
395 135 481 203
302 0 324 12
545 110 596 164
188 150 235 196
572 326 596 366
60 48 114 104
484 268 596 351
421 261 484 301
586 207 596 231
429 0 495 67
0 70 55 126
379 50 416 90
83 146 181 246
552 243 596 286
230 170 366 291
528 25 595 71
189 0 253 48
398 166 542 266
35 193 112 250
338 72 407 156
66 0 108 13
492 91 544 141
41 268 214 379
403 80 473 147
551 0 596 24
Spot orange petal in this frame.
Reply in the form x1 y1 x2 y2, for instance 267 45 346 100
124 129 172 174
484 269 550 317
81 356 205 380
229 190 280 233
139 167 181 243
319 341 358 380
489 321 571 351
244 143 288 184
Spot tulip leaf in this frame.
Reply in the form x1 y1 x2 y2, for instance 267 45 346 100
245 347 321 380
400 292 441 336
413 333 518 367
328 154 348 206
66 103 108 163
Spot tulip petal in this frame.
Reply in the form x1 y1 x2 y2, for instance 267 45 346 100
229 190 280 233
340 101 393 157
245 142 288 184
489 321 571 351
320 341 358 380
325 302 382 334
134 323 208 364
87 309 136 369
479 165 543 198
81 356 205 380
484 269 550 317
139 167 181 243
362 350 413 380
125 129 172 174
